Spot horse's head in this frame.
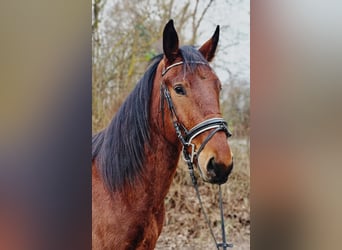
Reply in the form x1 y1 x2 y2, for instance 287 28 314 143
159 20 233 184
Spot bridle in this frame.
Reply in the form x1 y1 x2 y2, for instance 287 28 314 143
161 61 232 167
161 61 233 249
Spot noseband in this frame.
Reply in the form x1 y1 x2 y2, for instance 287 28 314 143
161 61 233 249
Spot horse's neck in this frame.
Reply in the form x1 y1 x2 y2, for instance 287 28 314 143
146 131 181 199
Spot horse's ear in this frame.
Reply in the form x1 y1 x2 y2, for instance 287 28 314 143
199 25 220 62
163 19 179 63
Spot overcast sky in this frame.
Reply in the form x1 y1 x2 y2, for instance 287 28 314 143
195 0 250 84
102 0 250 84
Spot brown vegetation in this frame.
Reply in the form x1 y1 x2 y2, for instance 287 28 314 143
156 137 250 249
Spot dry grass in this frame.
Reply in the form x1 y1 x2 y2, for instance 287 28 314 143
156 137 250 249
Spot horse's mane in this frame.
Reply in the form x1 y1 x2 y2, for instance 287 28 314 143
92 46 208 191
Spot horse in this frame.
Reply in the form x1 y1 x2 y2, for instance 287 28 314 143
92 20 233 250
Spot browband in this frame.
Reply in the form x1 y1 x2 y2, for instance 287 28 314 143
161 61 208 76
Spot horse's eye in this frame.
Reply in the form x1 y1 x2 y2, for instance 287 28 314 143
174 85 186 95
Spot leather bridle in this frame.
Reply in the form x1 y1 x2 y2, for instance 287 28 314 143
161 61 233 249
161 61 231 170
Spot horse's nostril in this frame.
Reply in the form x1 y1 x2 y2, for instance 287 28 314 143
207 157 216 176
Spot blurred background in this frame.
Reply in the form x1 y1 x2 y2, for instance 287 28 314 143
92 0 250 249
0 1 91 249
251 1 342 249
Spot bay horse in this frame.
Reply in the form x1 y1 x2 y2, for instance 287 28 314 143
92 20 233 249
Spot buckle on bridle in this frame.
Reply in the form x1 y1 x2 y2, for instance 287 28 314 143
181 142 196 164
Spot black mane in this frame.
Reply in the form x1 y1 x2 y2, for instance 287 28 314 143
92 46 208 191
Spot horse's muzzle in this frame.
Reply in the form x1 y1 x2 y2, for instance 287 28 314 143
206 157 233 184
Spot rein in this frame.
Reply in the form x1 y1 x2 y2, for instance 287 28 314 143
161 61 233 249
